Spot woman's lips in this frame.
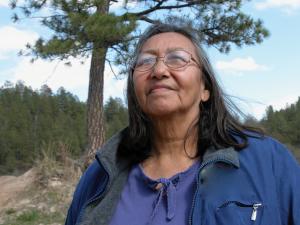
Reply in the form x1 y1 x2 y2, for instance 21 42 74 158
148 84 173 94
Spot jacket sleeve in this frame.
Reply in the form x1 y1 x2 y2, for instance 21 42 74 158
272 140 300 225
65 161 107 225
65 193 79 225
65 169 89 225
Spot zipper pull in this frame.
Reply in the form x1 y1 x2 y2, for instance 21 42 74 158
251 203 262 221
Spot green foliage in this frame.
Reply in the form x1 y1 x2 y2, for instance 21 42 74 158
5 208 16 215
0 81 87 175
15 1 137 61
163 2 269 53
10 0 270 159
34 11 135 58
104 96 128 140
11 0 269 62
262 97 300 147
255 97 300 161
2 209 65 225
0 81 129 174
16 210 40 223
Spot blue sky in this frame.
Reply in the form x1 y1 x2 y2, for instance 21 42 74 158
0 0 299 119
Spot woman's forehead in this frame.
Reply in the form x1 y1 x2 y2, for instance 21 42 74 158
140 32 197 55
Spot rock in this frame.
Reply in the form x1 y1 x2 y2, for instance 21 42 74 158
50 206 56 213
49 179 62 187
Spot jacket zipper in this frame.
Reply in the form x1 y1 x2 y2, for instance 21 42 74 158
188 157 234 225
251 203 262 221
218 201 263 221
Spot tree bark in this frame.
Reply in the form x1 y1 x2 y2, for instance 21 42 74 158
84 0 110 168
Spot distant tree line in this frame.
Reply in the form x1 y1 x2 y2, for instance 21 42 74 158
0 82 298 174
0 81 128 175
245 97 300 161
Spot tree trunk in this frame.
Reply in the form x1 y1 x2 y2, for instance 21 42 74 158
83 0 110 168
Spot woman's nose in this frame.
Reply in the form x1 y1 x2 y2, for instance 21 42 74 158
151 58 169 79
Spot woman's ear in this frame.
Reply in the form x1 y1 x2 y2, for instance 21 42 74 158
201 89 210 102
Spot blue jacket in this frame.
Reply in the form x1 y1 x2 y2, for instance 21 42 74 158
65 132 300 225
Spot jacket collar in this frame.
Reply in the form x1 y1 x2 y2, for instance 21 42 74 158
95 130 240 180
202 146 240 168
95 130 130 181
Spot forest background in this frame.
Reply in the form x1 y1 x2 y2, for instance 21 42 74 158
0 1 300 224
0 81 299 175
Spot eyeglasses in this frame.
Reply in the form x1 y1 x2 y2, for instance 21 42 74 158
133 50 200 72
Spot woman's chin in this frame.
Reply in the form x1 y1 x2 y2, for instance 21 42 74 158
145 106 178 118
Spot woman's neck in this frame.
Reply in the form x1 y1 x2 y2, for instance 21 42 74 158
141 116 199 179
151 113 198 155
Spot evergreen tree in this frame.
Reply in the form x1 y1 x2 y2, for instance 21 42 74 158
104 97 128 139
10 0 270 166
261 98 300 161
0 82 86 174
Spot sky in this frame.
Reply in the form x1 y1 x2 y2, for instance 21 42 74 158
0 0 300 120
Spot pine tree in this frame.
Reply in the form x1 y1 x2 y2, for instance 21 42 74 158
261 99 300 162
10 0 270 166
104 97 128 139
0 82 87 174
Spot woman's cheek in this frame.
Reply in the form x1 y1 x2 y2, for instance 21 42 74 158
133 78 147 111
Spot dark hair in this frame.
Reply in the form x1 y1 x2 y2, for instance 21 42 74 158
118 23 263 164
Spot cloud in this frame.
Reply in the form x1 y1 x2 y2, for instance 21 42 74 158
8 58 89 93
239 94 300 120
0 0 9 7
0 53 8 60
268 94 300 111
0 25 126 102
0 26 38 57
255 0 300 11
0 56 127 102
216 57 269 74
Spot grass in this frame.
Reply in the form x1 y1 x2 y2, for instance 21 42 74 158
5 209 16 215
16 210 40 223
1 209 65 225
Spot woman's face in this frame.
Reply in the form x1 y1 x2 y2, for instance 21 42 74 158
133 32 209 119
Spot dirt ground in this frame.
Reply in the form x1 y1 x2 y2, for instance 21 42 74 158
0 168 37 212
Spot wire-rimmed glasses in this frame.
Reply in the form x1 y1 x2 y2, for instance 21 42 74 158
133 50 200 72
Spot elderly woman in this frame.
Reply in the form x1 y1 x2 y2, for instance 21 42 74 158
65 24 300 225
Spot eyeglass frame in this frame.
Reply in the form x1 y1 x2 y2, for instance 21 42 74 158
132 49 201 72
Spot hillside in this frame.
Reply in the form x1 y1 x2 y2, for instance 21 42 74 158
0 156 81 225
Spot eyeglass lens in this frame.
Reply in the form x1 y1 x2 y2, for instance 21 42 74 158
134 50 191 71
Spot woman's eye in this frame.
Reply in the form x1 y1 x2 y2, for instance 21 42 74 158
167 53 188 62
136 57 155 66
167 54 188 64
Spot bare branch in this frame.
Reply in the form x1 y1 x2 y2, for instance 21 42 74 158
12 10 66 21
105 58 118 79
139 15 159 24
110 45 127 63
127 0 200 18
132 0 165 16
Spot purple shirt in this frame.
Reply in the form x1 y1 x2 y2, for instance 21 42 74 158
109 161 200 225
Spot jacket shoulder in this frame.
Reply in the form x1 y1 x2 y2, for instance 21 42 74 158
244 135 296 160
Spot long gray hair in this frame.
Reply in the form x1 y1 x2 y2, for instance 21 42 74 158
118 23 263 163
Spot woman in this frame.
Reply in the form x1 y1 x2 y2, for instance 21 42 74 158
65 24 300 225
